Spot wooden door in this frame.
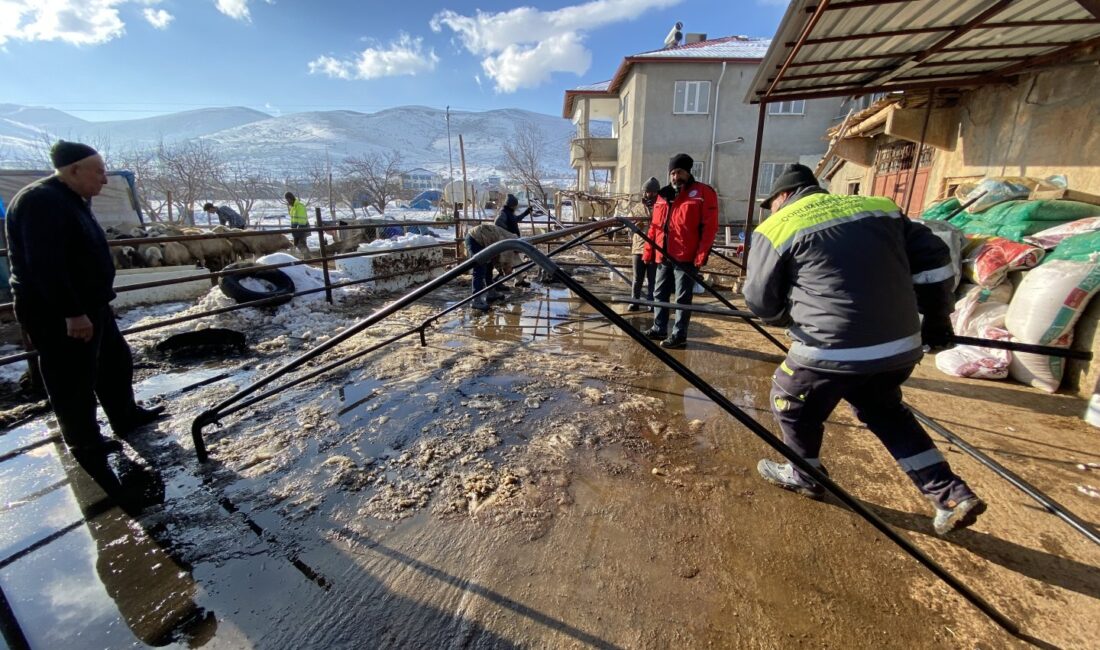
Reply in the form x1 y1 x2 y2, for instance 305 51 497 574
872 142 934 213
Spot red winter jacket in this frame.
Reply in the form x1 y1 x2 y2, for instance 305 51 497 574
642 180 719 267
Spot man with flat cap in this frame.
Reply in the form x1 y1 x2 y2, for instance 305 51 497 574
744 163 985 536
641 153 719 349
5 141 164 462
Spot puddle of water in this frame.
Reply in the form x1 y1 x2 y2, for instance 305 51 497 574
134 367 230 401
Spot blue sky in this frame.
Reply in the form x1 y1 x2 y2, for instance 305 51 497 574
2 1 789 121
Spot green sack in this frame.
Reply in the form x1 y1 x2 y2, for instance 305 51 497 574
960 219 1074 241
1047 230 1100 263
977 200 1100 226
919 198 961 221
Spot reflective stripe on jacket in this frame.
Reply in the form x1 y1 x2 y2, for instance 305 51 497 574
744 189 954 374
642 180 719 267
289 200 308 226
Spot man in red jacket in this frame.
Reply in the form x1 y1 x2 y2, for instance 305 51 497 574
642 153 719 348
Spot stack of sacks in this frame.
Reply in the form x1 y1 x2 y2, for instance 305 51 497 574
937 283 1016 380
1005 230 1100 392
1024 216 1100 250
919 198 961 221
935 237 1042 380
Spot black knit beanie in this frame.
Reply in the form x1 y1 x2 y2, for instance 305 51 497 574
643 176 661 192
668 153 694 173
50 140 98 168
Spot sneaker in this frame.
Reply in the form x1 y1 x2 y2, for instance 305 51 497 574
626 303 643 312
643 327 667 340
932 496 987 536
757 459 829 499
471 297 490 312
660 335 687 349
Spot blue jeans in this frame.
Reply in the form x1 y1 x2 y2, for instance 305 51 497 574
652 259 696 339
465 235 491 296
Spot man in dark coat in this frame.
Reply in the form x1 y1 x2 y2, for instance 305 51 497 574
494 194 532 287
5 141 164 461
203 202 246 228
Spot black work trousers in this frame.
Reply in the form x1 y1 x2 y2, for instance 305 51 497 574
769 358 974 508
22 303 139 451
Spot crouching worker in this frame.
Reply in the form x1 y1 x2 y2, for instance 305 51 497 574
5 141 165 464
744 163 985 536
464 223 521 312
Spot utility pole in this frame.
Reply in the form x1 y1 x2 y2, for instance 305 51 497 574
446 106 455 188
459 134 469 258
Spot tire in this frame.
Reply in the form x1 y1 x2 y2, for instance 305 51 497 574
218 261 296 306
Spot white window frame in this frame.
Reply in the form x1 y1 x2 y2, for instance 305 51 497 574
758 162 795 197
691 161 706 180
768 100 805 116
674 80 711 115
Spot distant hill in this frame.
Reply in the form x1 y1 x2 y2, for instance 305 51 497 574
0 104 595 179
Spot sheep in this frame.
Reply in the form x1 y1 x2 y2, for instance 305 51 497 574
160 241 192 267
139 243 164 268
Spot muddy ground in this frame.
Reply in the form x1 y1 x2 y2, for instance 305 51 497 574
1 257 1099 649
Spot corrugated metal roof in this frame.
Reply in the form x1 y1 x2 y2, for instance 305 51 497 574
570 81 612 92
746 0 1100 103
632 36 772 60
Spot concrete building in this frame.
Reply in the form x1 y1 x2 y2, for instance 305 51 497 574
820 64 1100 215
562 34 843 225
400 168 442 192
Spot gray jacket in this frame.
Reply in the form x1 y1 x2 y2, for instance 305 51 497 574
744 187 955 373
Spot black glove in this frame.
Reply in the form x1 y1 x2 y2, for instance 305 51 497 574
657 185 677 202
921 314 954 352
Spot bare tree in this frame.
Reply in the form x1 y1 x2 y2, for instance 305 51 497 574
113 147 172 222
157 140 220 225
213 160 276 225
503 122 555 208
341 150 404 215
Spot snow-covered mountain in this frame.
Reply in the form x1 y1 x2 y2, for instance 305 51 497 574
0 104 588 178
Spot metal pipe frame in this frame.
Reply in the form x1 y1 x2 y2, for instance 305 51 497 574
742 102 768 267
190 218 626 459
201 237 1021 637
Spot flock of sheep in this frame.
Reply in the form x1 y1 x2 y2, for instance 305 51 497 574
105 224 293 272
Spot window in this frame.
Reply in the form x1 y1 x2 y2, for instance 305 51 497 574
674 81 711 114
620 91 630 127
847 182 861 196
758 162 794 197
768 100 805 115
691 161 706 180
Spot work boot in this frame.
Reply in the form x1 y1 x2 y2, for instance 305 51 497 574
112 404 167 439
486 289 505 303
644 327 667 340
514 279 531 288
626 303 643 312
661 335 687 349
932 496 987 536
757 459 829 499
471 297 490 312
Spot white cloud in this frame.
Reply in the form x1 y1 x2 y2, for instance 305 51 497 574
143 7 172 29
1 0 128 46
215 0 250 22
308 33 439 81
0 1 182 46
430 0 681 92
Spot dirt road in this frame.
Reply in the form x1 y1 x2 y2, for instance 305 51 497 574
1 273 1097 648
